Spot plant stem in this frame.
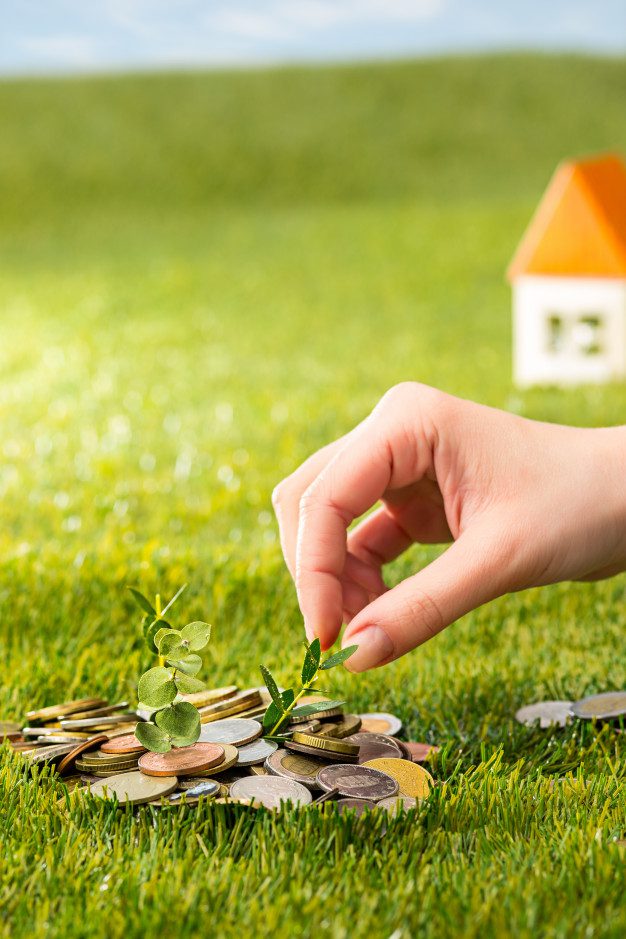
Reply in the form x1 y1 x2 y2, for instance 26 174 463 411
269 678 315 737
155 593 165 667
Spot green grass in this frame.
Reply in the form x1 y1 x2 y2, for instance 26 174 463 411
0 53 625 938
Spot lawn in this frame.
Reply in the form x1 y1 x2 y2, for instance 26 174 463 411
0 53 625 938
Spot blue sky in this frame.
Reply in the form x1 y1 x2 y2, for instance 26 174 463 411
1 0 625 76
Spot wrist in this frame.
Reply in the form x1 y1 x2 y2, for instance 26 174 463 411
595 424 626 565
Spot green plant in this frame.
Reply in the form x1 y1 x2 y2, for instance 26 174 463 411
128 585 211 753
260 638 358 738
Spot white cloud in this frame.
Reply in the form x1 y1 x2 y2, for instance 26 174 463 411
19 33 98 65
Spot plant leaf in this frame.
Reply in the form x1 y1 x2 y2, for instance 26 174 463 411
158 631 184 657
143 618 162 654
260 665 283 711
137 666 177 708
320 645 359 670
171 731 201 748
281 689 295 709
288 699 345 719
166 653 202 676
180 621 212 652
301 638 321 684
174 674 206 694
128 587 156 616
135 721 171 753
155 702 200 738
262 700 282 729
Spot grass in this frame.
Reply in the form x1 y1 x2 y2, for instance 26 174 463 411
0 52 625 938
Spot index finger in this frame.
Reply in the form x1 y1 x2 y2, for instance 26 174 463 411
295 386 436 647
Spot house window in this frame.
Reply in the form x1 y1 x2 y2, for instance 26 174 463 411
572 314 603 356
546 314 565 353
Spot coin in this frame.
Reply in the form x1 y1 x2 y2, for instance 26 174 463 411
57 734 109 776
236 738 278 766
288 695 344 723
199 718 262 747
26 697 108 723
403 742 440 763
249 765 269 776
377 795 418 813
290 732 359 757
60 714 138 730
335 798 377 816
515 701 573 728
0 721 21 742
198 689 262 721
178 776 220 791
199 744 239 775
316 764 399 800
90 771 178 805
179 686 238 708
316 715 362 738
265 748 328 790
311 787 339 805
358 713 402 735
362 758 433 798
75 761 137 777
66 702 130 720
138 742 225 778
286 741 358 763
101 734 146 754
35 734 87 745
289 720 321 735
229 775 312 809
570 691 626 721
81 748 140 765
28 743 78 765
344 732 404 763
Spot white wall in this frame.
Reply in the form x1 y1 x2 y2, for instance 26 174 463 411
513 275 626 387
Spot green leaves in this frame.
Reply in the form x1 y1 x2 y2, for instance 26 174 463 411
155 702 200 741
289 699 345 719
138 667 177 708
180 622 211 651
301 638 321 684
174 674 205 694
260 664 282 708
320 645 358 670
128 587 156 616
135 721 171 753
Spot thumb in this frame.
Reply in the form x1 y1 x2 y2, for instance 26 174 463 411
342 523 515 672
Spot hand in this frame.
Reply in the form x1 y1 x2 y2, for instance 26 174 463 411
272 383 626 671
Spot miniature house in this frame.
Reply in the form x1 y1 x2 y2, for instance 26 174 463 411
508 153 626 387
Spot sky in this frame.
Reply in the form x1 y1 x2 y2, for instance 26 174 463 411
1 0 625 76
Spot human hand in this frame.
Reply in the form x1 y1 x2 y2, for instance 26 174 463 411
272 383 626 671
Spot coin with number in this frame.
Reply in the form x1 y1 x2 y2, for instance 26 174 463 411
362 758 433 798
265 748 328 790
90 770 178 805
515 701 573 728
570 691 626 721
236 738 277 766
199 718 262 747
316 764 399 800
139 742 225 778
229 775 312 809
358 713 402 736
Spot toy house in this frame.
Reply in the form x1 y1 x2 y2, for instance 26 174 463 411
508 153 626 387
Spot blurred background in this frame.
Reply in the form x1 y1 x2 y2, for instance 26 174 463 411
0 1 625 695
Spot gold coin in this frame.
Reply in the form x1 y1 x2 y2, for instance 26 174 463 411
179 686 238 708
362 758 433 798
90 771 178 805
188 743 239 775
316 715 362 739
249 765 269 776
26 698 108 723
291 732 359 756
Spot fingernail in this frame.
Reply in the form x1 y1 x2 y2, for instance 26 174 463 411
304 619 315 643
343 626 394 672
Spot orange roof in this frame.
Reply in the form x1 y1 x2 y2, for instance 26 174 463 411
507 153 626 279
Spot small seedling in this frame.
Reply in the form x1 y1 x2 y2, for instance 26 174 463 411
128 584 211 753
260 638 358 738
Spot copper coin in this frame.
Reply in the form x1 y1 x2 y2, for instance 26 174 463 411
138 742 225 778
101 734 146 754
404 742 440 762
316 764 399 800
57 734 109 776
335 798 377 816
344 732 404 763
199 744 239 776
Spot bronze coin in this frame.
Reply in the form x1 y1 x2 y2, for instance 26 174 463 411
316 764 399 800
404 742 440 762
138 742 225 778
57 734 109 776
101 734 146 754
344 732 404 763
335 798 377 816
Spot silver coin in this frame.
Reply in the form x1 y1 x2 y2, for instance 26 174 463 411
335 798 377 816
199 718 262 747
316 764 399 800
60 714 138 729
377 795 418 814
175 779 220 799
515 700 573 728
28 743 77 764
358 713 403 736
265 748 328 791
236 738 278 766
570 691 626 720
229 775 312 809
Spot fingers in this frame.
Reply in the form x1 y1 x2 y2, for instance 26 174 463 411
294 385 440 647
342 521 513 671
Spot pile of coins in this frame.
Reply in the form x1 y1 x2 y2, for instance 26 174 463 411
1 688 440 814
